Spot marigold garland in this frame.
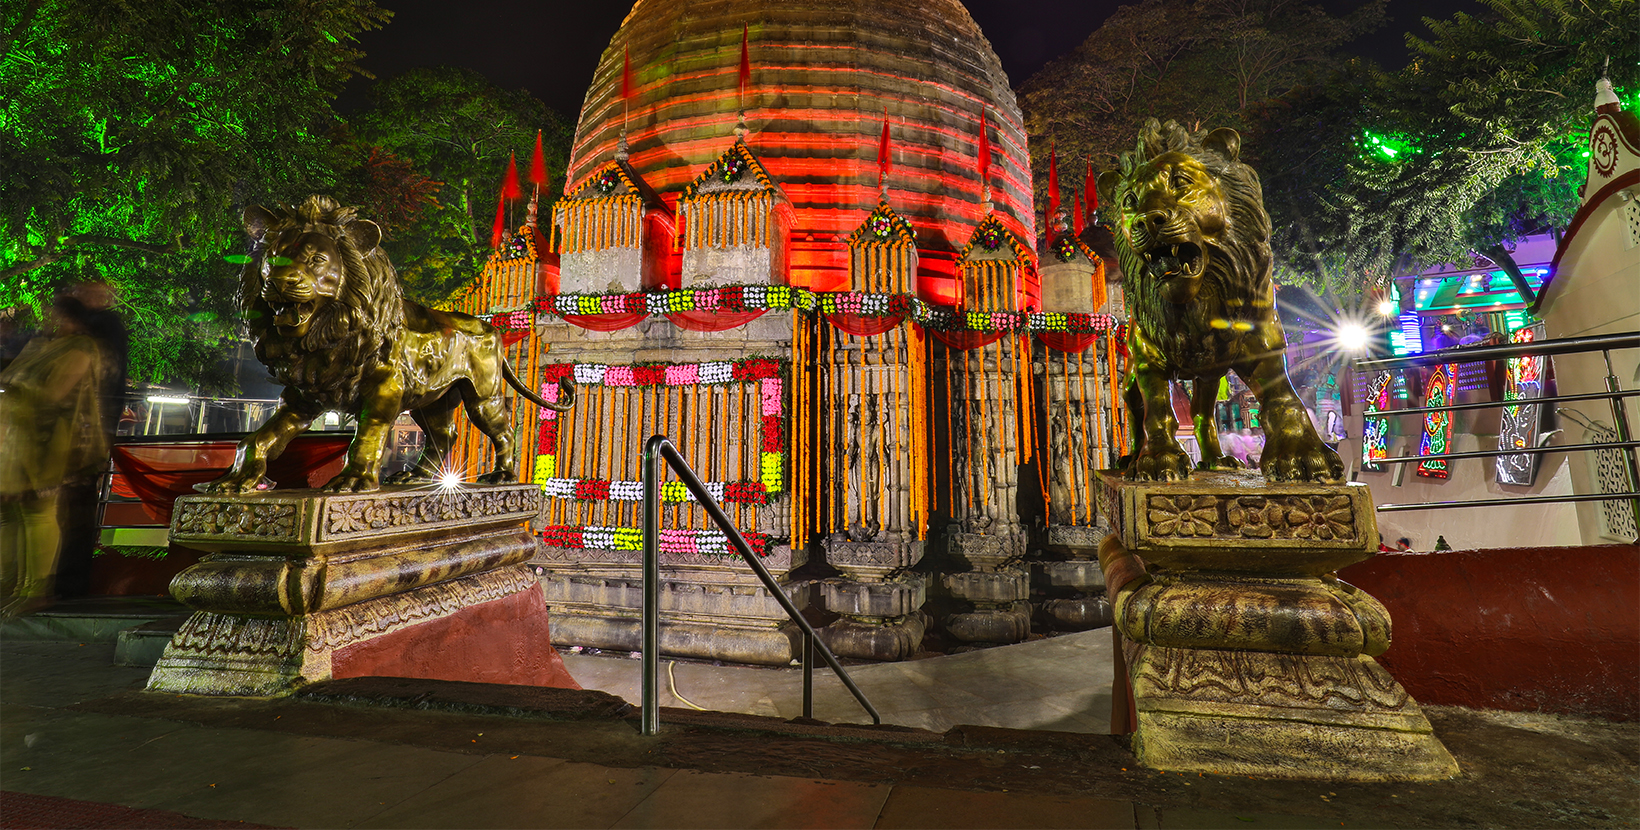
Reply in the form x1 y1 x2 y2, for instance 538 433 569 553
484 286 1121 335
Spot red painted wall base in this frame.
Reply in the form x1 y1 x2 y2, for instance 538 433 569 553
1340 544 1638 721
331 586 580 690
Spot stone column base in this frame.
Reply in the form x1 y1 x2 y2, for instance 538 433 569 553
1125 641 1459 781
148 566 575 696
943 600 1032 644
817 612 928 661
549 613 802 666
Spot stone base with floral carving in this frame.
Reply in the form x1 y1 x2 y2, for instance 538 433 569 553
147 485 575 696
1096 471 1458 781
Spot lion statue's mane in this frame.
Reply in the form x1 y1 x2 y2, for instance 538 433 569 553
239 195 407 401
1109 119 1273 366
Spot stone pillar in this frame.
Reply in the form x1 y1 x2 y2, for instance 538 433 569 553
1035 345 1119 631
939 336 1030 645
817 330 929 660
1097 471 1458 780
148 485 574 697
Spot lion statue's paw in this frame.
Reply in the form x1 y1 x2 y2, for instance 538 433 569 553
194 473 275 494
321 471 381 493
1196 455 1242 472
1261 440 1345 483
383 470 431 486
1128 444 1193 481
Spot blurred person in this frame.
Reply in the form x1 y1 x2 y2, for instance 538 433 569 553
0 295 107 615
54 282 129 598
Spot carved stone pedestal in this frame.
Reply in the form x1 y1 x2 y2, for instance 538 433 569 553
535 544 809 666
1097 471 1458 781
818 536 927 660
148 485 576 697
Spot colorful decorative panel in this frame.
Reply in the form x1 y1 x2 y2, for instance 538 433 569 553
1417 364 1455 479
1362 370 1393 472
1496 324 1546 486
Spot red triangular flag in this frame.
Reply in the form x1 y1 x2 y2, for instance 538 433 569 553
621 45 634 100
529 131 548 187
490 191 506 249
501 152 522 200
877 113 893 178
1085 157 1098 217
1047 141 1060 236
1073 190 1085 237
976 110 992 193
738 25 751 99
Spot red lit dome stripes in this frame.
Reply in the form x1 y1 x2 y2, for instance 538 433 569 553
566 0 1034 296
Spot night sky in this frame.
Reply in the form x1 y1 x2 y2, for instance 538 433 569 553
339 0 1488 120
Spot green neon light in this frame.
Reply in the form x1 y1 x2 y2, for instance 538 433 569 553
1360 130 1420 162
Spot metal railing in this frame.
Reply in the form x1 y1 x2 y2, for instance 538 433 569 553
639 435 880 736
1350 331 1640 525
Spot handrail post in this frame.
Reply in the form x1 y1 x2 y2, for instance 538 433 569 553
641 435 665 736
802 630 814 719
1602 350 1640 541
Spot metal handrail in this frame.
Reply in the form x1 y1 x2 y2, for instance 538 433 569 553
640 435 881 736
1353 332 1639 370
1351 331 1640 532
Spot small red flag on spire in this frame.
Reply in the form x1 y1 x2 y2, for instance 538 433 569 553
490 191 506 249
621 45 634 100
1085 157 1098 217
976 110 992 192
529 130 548 187
738 25 752 99
877 112 893 178
1073 190 1085 237
501 152 522 200
1047 141 1060 234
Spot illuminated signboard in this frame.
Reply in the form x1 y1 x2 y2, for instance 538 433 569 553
1417 364 1455 479
1362 370 1393 472
1497 324 1547 486
1412 268 1548 314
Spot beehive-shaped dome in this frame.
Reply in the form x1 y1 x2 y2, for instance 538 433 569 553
565 0 1033 298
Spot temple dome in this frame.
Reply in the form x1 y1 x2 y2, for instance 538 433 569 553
565 0 1033 296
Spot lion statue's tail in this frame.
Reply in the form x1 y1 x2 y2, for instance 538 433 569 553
503 362 577 413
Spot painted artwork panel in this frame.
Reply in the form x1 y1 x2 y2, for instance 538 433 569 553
1417 364 1455 479
1496 324 1547 486
1362 370 1393 472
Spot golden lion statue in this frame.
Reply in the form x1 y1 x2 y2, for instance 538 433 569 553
201 195 575 494
1098 119 1342 482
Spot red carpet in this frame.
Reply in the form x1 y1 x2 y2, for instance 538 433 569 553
0 792 289 829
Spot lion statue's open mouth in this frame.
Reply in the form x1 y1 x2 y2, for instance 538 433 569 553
269 300 319 331
1141 241 1206 282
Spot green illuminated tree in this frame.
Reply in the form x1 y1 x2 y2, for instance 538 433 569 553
1263 0 1637 293
0 0 390 389
350 67 573 304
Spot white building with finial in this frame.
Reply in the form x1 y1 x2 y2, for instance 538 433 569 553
1531 73 1640 544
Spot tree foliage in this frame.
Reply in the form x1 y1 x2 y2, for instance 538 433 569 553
1019 0 1386 209
350 67 573 304
0 0 390 390
1294 0 1638 287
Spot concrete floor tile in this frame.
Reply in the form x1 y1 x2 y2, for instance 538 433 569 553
139 734 489 828
611 770 890 830
875 785 1135 829
0 641 152 707
358 759 677 829
1134 805 1379 829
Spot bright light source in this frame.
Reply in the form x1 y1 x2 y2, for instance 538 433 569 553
146 395 190 405
1335 323 1370 351
439 471 463 490
1376 299 1397 316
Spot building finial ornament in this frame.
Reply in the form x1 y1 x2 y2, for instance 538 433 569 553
1594 69 1622 113
615 130 630 161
